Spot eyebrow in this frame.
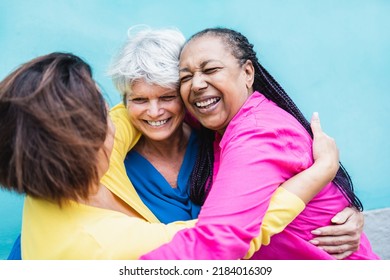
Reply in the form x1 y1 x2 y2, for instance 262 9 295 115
127 89 177 97
179 59 219 73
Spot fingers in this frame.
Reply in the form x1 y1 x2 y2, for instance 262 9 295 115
309 234 359 259
318 244 356 256
310 209 363 257
311 224 354 237
310 233 352 246
310 112 322 135
330 207 355 224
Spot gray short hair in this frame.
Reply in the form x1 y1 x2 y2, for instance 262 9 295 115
108 25 185 96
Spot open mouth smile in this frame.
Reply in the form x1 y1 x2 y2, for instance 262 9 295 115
145 118 169 127
195 97 220 109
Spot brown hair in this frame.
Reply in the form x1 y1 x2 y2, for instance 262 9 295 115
0 52 108 205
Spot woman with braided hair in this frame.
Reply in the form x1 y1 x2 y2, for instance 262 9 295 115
4 28 367 260
104 26 368 259
140 27 379 260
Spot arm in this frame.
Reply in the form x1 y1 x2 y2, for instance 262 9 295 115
305 113 364 259
244 112 340 258
278 112 339 203
140 107 319 259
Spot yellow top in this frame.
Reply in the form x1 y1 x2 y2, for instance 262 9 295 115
21 104 305 259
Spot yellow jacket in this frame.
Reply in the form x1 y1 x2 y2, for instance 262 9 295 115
22 104 304 259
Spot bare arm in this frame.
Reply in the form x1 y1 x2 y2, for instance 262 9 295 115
280 112 339 203
281 113 363 259
244 113 340 258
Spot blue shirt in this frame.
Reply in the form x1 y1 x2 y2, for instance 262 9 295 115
124 131 201 224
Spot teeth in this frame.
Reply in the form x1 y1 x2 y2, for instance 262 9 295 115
195 98 219 108
147 119 168 127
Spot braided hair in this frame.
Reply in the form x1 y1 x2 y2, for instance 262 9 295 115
188 27 363 210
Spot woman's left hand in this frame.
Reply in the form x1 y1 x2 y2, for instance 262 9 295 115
309 206 364 259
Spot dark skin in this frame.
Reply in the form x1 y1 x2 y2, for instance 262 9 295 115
179 35 364 259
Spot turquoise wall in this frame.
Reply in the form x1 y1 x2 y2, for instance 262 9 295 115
1 0 389 258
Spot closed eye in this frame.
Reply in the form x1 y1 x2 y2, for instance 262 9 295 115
160 95 178 101
204 67 220 74
129 98 147 104
180 75 192 84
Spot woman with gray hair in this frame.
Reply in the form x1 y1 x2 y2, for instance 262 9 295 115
104 26 365 257
107 26 201 222
5 26 365 259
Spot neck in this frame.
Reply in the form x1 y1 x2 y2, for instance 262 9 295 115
78 182 106 206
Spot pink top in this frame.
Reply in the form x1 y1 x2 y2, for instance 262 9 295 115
140 92 378 260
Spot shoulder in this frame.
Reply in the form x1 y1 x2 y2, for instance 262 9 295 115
110 103 129 125
226 92 310 144
109 103 141 147
221 92 312 166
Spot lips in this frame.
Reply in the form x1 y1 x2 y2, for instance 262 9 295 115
194 97 221 109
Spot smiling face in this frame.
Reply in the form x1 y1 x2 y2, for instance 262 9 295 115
179 35 254 134
126 80 185 142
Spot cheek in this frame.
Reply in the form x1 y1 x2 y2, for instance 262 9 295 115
180 84 190 101
173 100 185 114
182 100 193 114
180 93 192 111
127 104 142 119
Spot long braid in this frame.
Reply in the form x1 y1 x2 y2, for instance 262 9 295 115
188 27 363 210
189 126 214 205
254 60 363 211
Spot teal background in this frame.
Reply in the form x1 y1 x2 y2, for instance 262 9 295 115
1 0 389 259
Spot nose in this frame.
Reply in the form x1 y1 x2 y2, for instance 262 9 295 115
147 100 164 118
191 72 207 93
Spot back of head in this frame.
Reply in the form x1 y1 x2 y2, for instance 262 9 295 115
108 25 185 99
0 52 108 205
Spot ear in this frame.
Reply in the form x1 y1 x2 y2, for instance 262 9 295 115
243 60 255 89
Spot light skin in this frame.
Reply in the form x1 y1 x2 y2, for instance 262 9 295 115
126 81 191 188
179 35 363 259
80 90 363 259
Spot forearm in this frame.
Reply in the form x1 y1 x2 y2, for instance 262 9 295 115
280 160 336 204
244 187 305 259
286 110 340 204
142 117 315 259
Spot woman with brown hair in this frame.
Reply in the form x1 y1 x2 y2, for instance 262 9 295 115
0 52 193 259
0 50 364 260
